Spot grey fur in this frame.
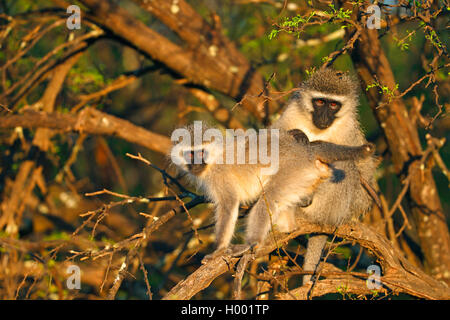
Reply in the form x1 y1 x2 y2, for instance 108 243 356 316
169 121 374 261
273 68 377 284
301 69 359 96
303 234 327 283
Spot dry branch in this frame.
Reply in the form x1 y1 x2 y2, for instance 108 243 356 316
0 108 172 154
72 0 272 120
106 195 205 299
163 218 450 300
1 29 103 107
0 161 35 234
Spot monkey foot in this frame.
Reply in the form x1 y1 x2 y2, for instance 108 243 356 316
201 247 228 264
229 244 253 257
201 244 255 264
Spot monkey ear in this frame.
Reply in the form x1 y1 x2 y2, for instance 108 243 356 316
315 159 331 178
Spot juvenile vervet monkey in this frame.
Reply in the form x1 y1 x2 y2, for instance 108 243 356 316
169 122 375 260
272 68 378 284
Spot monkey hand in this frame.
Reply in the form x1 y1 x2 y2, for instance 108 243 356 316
287 129 310 144
298 195 314 207
362 143 376 157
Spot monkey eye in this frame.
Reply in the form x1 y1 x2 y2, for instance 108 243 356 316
186 150 207 163
329 101 340 110
183 151 194 162
315 99 325 106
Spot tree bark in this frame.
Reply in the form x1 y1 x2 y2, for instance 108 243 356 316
164 219 450 300
350 27 450 284
0 108 172 154
75 0 272 120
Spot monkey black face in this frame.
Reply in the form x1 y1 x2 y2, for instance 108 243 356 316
183 149 207 163
311 98 342 130
183 149 209 175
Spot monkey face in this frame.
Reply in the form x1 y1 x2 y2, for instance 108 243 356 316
311 98 342 129
183 149 209 175
183 149 207 164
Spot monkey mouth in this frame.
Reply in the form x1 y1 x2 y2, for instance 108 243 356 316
187 163 208 175
312 118 333 130
311 111 336 130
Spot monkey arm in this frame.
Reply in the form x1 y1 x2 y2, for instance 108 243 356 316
310 141 375 163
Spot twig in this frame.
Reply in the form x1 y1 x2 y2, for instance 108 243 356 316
232 253 254 300
138 253 152 300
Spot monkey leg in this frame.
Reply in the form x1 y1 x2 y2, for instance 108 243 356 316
214 199 240 250
245 170 322 246
302 234 328 284
245 197 280 247
202 195 240 264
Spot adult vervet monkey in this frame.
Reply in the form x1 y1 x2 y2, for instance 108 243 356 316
272 68 378 284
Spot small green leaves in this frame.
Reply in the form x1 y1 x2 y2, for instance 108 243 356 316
425 30 442 48
305 67 316 76
268 29 280 40
392 28 418 51
366 81 399 102
268 4 351 40
268 11 316 39
321 55 332 63
328 4 352 20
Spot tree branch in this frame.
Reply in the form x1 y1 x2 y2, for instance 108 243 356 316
163 218 450 300
350 19 450 284
72 0 272 120
0 108 172 154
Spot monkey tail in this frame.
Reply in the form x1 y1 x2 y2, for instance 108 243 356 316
302 234 328 285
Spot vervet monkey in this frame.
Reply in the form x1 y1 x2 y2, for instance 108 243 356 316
169 122 375 260
272 68 378 284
